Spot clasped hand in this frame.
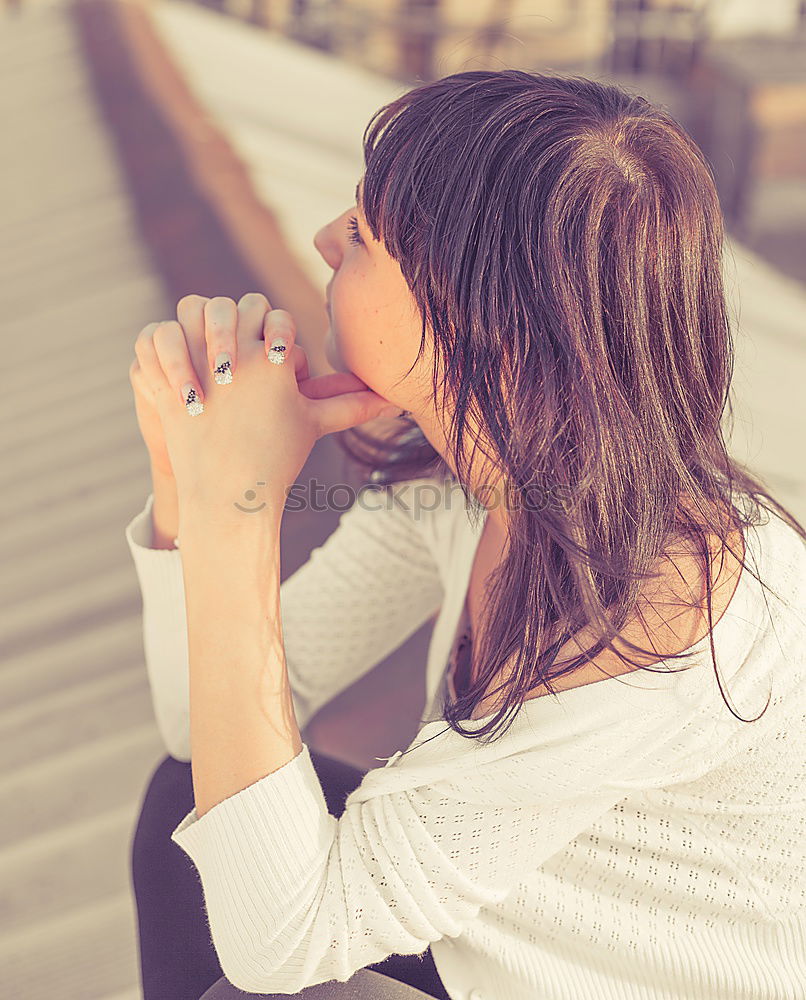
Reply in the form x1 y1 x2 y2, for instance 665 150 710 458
129 292 402 527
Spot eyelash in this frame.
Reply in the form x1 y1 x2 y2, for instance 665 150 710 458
346 215 363 247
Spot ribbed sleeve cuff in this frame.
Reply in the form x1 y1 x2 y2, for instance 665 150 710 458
125 494 194 759
170 743 337 911
124 493 185 593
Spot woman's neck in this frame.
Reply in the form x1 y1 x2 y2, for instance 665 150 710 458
413 409 510 536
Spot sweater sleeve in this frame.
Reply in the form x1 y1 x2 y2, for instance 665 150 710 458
124 481 445 762
169 667 731 995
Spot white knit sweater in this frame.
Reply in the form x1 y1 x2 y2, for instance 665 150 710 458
124 477 806 1000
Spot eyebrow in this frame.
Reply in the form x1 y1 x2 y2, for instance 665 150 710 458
354 180 363 216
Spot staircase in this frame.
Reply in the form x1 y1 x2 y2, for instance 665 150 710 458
0 3 431 995
0 5 170 996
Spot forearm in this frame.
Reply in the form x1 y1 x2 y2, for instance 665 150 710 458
178 511 303 819
150 467 180 549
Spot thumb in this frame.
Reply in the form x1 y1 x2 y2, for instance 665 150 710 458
312 389 404 435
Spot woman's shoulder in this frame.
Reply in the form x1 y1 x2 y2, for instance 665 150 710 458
749 500 806 604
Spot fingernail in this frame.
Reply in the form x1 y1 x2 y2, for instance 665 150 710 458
213 352 233 384
182 382 204 416
267 337 288 366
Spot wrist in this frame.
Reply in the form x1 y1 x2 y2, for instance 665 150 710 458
177 494 285 541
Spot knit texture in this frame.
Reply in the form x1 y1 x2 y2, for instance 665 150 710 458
124 479 806 999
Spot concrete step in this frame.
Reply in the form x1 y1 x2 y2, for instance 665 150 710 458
0 722 165 849
2 387 136 485
0 563 140 661
0 615 145 713
0 665 152 771
0 889 142 1000
98 989 142 1000
0 469 150 561
0 802 139 933
0 492 152 606
0 438 149 523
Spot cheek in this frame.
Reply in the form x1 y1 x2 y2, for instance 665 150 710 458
330 281 387 379
329 268 424 402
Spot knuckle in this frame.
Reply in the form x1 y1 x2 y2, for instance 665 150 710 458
176 297 208 342
205 296 237 321
161 358 191 383
239 292 270 311
152 320 182 347
177 294 208 313
135 321 160 343
268 308 294 325
205 323 235 347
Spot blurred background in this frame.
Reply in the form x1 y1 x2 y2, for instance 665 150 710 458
1 1 805 996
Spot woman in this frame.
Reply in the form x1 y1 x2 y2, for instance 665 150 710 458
127 70 806 1000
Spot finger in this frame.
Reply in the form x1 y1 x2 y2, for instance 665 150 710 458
236 292 272 348
298 371 371 400
310 388 402 437
151 320 206 415
129 356 145 389
204 296 239 386
177 294 211 380
128 357 154 405
263 309 296 368
289 343 309 382
134 321 171 401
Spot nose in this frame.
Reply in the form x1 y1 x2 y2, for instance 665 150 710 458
313 213 347 271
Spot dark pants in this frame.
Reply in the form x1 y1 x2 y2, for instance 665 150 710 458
130 749 453 1000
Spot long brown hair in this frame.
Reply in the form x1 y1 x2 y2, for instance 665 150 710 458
336 69 806 745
